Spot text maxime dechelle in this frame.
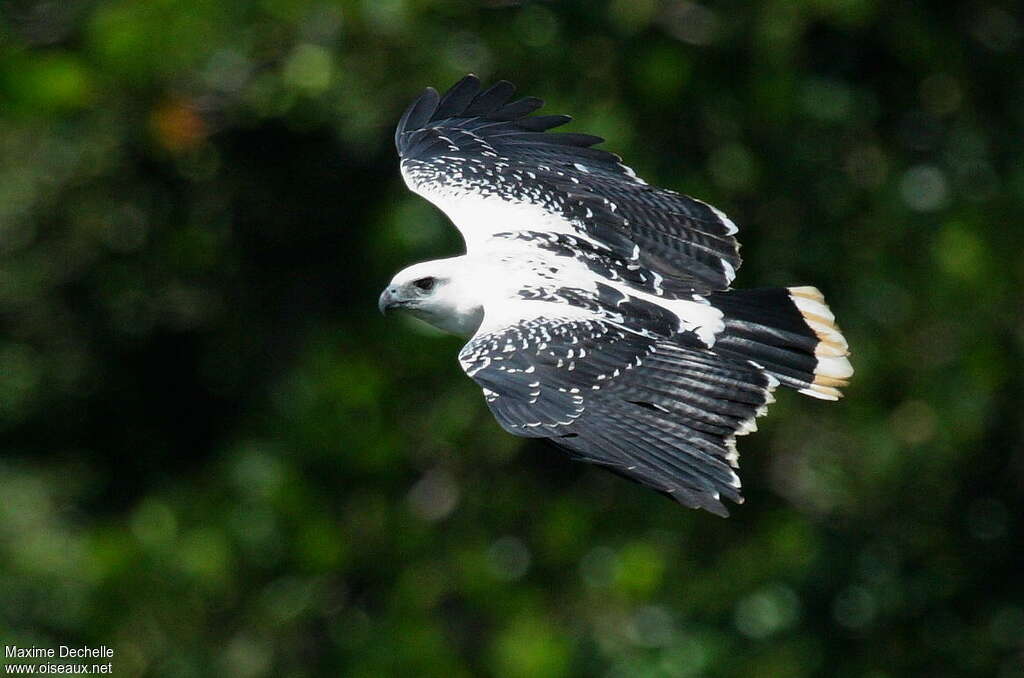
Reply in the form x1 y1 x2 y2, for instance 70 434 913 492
4 646 114 675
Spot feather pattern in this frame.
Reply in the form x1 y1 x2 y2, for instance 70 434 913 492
459 318 775 516
395 74 741 293
388 76 854 515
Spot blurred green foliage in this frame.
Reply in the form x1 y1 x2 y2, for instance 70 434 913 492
1 0 1023 676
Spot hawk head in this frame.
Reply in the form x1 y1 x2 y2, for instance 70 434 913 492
379 257 484 337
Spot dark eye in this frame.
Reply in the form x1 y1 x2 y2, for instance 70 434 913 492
413 277 435 291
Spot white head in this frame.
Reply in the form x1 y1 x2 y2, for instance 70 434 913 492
378 256 485 337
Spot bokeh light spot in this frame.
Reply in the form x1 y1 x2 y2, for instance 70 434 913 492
899 165 948 211
407 468 461 521
487 535 531 581
734 584 801 639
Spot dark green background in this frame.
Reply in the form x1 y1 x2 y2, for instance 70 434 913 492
1 0 1022 676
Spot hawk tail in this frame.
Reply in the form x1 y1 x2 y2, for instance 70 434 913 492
707 287 852 400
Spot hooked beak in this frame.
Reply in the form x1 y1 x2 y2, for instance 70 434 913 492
378 286 399 315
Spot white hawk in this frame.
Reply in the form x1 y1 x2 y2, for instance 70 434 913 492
379 75 852 516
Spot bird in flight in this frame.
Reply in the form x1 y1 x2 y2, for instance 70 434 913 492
380 75 852 516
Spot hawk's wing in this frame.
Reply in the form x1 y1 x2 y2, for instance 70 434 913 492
396 75 741 294
458 314 777 516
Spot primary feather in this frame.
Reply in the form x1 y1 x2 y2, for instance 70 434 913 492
396 74 740 292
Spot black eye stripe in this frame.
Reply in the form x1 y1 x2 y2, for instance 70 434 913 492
413 277 435 291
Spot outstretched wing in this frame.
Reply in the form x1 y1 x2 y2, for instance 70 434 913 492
458 315 777 516
396 75 741 294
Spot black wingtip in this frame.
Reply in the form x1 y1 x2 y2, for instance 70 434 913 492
395 76 621 161
464 79 517 116
395 86 440 147
397 76 554 129
433 74 482 120
491 96 544 121
516 114 573 132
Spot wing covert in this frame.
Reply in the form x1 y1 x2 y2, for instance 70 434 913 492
396 75 742 293
458 315 777 516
